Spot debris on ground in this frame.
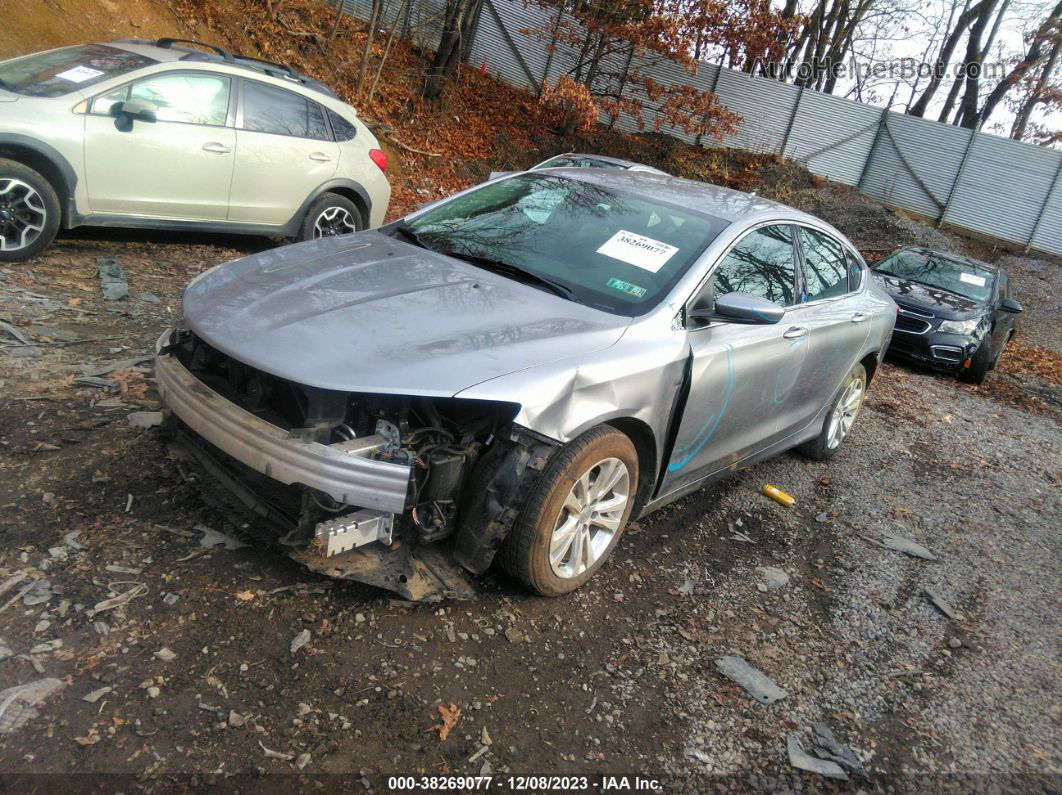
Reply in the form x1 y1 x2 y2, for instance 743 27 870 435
96 257 128 301
810 722 865 775
0 678 64 735
714 656 788 705
88 582 147 616
758 567 790 590
762 484 795 507
197 525 248 551
0 319 29 345
259 741 293 761
154 647 177 662
881 532 938 560
923 587 959 619
127 411 164 429
427 702 461 742
21 579 52 607
290 629 311 654
82 686 113 704
787 733 848 780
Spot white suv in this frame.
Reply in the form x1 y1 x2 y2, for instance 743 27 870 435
0 38 391 262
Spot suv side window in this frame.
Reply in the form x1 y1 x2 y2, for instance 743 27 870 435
799 227 849 301
326 109 357 142
93 73 231 126
242 81 329 140
712 224 798 307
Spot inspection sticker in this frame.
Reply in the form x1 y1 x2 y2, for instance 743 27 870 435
597 229 678 273
56 65 104 83
606 277 648 298
959 272 986 287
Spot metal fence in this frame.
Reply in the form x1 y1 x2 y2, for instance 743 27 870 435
339 0 1062 256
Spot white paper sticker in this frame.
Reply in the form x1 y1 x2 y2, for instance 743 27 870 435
959 272 986 287
55 65 104 83
596 229 678 273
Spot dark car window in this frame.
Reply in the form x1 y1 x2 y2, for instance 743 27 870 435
307 101 331 140
712 225 798 307
403 174 726 316
799 227 849 301
242 81 314 137
326 109 357 141
0 45 155 97
875 249 994 303
93 73 231 126
847 250 864 291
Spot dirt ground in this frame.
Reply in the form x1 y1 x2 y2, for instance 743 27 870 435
0 199 1059 793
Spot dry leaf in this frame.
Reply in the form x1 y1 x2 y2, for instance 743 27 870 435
74 729 101 746
235 590 255 602
426 702 461 742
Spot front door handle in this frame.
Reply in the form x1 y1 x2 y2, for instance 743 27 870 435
309 152 332 162
783 326 807 339
851 312 868 323
202 142 231 154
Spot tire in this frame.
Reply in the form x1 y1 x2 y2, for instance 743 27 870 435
799 362 867 461
959 339 992 384
297 192 363 242
0 159 61 263
499 425 639 596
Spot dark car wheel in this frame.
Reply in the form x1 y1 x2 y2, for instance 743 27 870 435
0 159 61 263
298 193 363 242
959 339 993 384
499 426 638 596
799 362 867 461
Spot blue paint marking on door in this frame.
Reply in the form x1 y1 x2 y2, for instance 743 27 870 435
667 343 736 472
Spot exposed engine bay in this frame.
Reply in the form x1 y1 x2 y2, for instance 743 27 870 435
161 329 547 600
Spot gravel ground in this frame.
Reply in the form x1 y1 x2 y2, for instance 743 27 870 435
0 215 1059 791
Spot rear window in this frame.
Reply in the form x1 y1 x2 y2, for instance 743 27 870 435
0 45 155 97
327 109 357 141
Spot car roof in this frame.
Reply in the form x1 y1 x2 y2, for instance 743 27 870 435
897 246 1000 273
550 168 833 228
541 153 667 173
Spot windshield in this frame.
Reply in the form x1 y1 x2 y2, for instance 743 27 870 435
534 156 621 170
875 249 994 303
402 174 726 315
0 45 155 97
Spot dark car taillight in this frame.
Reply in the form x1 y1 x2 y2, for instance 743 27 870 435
369 148 387 172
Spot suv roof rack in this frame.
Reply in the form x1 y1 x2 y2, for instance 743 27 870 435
154 38 234 62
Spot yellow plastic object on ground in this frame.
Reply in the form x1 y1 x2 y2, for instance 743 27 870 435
762 484 795 507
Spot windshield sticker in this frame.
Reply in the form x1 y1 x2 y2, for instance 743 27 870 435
606 277 647 298
959 272 987 287
597 229 678 273
55 65 105 83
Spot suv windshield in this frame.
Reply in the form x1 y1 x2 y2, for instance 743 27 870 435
402 174 725 315
875 249 994 303
0 45 155 97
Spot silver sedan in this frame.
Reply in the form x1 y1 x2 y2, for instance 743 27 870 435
156 170 896 599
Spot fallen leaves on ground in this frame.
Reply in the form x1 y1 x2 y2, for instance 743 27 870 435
426 702 461 742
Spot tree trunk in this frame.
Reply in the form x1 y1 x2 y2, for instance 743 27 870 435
1012 37 1061 140
355 0 383 95
908 0 986 117
956 0 999 128
420 0 472 101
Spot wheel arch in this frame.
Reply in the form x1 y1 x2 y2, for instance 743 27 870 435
859 351 880 384
604 416 657 518
0 135 77 225
288 178 372 235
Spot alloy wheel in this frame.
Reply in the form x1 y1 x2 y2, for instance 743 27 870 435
549 457 630 579
0 178 47 253
312 206 357 238
826 374 865 450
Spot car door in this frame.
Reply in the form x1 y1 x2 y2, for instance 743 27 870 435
989 271 1015 358
793 226 872 411
83 71 235 219
227 79 339 226
661 224 811 493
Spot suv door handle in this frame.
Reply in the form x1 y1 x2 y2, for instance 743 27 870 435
202 142 231 154
851 312 868 323
783 326 807 339
309 152 332 162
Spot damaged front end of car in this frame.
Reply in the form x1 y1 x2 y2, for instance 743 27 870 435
155 328 558 601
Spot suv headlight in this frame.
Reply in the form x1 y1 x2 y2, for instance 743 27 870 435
938 318 979 335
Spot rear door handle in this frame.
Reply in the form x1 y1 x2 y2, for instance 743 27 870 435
783 326 807 339
851 312 868 323
202 142 231 154
309 152 332 162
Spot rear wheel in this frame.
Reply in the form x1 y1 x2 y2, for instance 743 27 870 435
298 192 363 242
799 362 866 461
500 426 638 596
0 159 60 263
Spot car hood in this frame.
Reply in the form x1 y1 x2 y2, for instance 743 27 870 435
182 231 631 395
872 274 984 320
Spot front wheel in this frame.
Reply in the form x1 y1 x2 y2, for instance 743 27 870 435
799 362 867 461
959 339 992 385
0 159 60 263
298 192 363 242
499 426 639 596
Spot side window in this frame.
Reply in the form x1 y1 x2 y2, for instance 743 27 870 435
799 227 849 301
92 74 230 125
712 225 797 307
307 102 331 141
846 250 864 291
326 109 357 142
242 81 311 137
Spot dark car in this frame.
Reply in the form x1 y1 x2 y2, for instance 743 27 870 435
871 247 1021 384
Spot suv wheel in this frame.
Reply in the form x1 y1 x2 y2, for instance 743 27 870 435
299 193 363 241
0 159 60 263
500 426 638 596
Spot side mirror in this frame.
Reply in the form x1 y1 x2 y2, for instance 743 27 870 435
112 98 158 124
688 291 785 325
1000 298 1023 313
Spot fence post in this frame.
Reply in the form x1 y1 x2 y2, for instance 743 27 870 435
1025 156 1062 253
856 105 889 191
779 85 804 159
938 129 978 226
482 0 539 89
